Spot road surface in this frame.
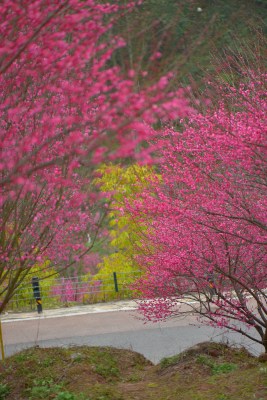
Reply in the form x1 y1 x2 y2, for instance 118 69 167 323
1 303 262 363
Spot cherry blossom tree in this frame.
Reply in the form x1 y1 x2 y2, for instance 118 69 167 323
0 0 191 312
133 70 267 352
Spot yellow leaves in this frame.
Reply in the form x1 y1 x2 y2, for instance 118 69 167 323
95 163 158 277
95 163 157 201
19 260 59 288
98 253 133 274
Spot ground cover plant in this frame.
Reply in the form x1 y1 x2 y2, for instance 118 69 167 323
0 343 266 399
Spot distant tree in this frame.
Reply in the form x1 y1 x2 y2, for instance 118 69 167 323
108 0 266 86
95 164 158 281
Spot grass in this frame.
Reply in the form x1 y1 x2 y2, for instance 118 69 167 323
0 384 10 400
0 342 266 399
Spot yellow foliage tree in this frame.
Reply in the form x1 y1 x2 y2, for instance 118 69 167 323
94 164 158 286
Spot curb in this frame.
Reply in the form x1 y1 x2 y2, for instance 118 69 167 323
1 300 138 323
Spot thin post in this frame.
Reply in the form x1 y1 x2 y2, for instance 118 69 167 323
113 272 119 293
0 319 5 361
32 277 43 314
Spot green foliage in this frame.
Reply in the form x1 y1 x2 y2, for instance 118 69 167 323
79 271 134 303
196 354 213 366
95 164 158 282
108 0 266 85
160 354 181 369
126 372 142 382
41 356 56 367
29 379 86 400
54 392 83 400
88 349 120 380
211 363 238 375
0 383 10 400
13 347 38 363
196 355 238 375
29 378 63 399
94 364 119 379
9 261 59 311
1 345 267 400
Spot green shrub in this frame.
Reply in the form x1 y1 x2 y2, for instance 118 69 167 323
0 383 10 400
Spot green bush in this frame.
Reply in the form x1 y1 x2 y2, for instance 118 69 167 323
0 383 10 400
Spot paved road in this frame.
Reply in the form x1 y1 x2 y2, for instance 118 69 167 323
1 303 262 363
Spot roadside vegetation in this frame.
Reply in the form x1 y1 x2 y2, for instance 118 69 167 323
0 343 266 400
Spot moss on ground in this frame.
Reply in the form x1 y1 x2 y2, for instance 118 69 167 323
0 342 267 399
